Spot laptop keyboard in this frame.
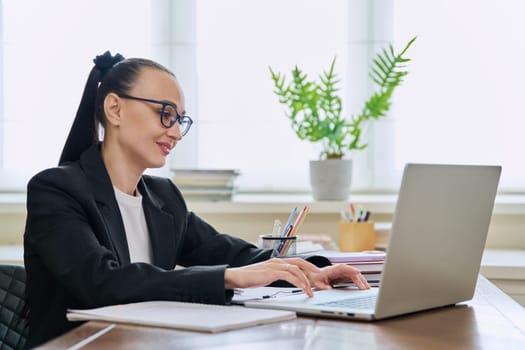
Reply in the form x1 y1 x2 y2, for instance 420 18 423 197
316 295 377 309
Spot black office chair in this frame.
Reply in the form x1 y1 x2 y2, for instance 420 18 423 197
0 265 28 350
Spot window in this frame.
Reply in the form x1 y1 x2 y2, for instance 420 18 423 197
193 0 350 191
390 0 525 192
191 0 525 193
2 1 524 194
0 0 151 189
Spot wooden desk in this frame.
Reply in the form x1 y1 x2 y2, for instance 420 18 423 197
38 276 525 350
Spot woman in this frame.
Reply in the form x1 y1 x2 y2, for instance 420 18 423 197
23 51 369 348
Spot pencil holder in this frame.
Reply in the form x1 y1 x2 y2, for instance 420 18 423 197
259 234 297 257
338 221 375 252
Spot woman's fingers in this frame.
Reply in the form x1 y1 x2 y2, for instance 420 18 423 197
347 272 370 290
265 260 313 296
276 263 314 297
225 260 370 297
278 257 321 274
224 259 315 296
307 264 371 291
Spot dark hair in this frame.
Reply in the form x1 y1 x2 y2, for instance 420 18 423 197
58 51 174 165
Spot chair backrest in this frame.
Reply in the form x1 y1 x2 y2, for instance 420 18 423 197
0 265 28 350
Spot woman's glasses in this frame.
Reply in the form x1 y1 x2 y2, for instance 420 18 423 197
118 94 193 136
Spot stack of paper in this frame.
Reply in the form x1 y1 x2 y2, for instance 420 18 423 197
315 250 386 286
316 250 385 264
67 301 295 333
171 168 240 201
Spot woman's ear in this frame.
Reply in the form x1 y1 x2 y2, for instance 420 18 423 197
104 93 122 127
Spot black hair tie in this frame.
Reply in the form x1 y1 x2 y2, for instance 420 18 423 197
93 50 125 76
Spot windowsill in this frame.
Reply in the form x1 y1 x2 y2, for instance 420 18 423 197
190 193 525 215
187 193 399 214
480 249 525 280
2 192 525 215
0 193 26 214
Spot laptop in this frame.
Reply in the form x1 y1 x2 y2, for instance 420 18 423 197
242 163 501 320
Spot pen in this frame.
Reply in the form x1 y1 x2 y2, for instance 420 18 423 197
262 289 303 299
275 207 296 250
288 206 309 237
281 206 309 255
280 207 298 236
356 205 363 222
276 224 293 253
350 203 356 222
357 210 370 222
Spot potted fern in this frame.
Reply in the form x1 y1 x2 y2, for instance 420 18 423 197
270 37 416 200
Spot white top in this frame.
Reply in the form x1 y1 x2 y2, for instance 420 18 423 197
113 187 153 264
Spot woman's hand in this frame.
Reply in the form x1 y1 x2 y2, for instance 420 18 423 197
224 258 321 297
306 264 370 291
224 259 370 297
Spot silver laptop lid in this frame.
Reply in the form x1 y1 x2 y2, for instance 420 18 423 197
375 164 501 319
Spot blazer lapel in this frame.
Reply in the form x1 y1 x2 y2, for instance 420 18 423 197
79 144 131 265
139 179 176 270
96 202 131 265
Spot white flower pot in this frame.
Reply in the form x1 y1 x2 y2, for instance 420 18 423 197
309 159 352 201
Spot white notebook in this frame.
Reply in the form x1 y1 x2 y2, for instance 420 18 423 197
67 301 296 333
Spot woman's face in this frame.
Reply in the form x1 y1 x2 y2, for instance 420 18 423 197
111 67 186 170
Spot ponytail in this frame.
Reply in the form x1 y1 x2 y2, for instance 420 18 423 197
58 51 174 165
58 51 124 165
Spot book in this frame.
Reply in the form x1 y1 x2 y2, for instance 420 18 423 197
171 169 240 187
347 261 384 273
332 273 382 288
67 301 295 333
171 169 240 177
178 186 236 201
171 168 240 201
361 272 382 282
315 250 386 264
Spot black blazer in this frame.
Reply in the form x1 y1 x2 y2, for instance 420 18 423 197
23 144 272 348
